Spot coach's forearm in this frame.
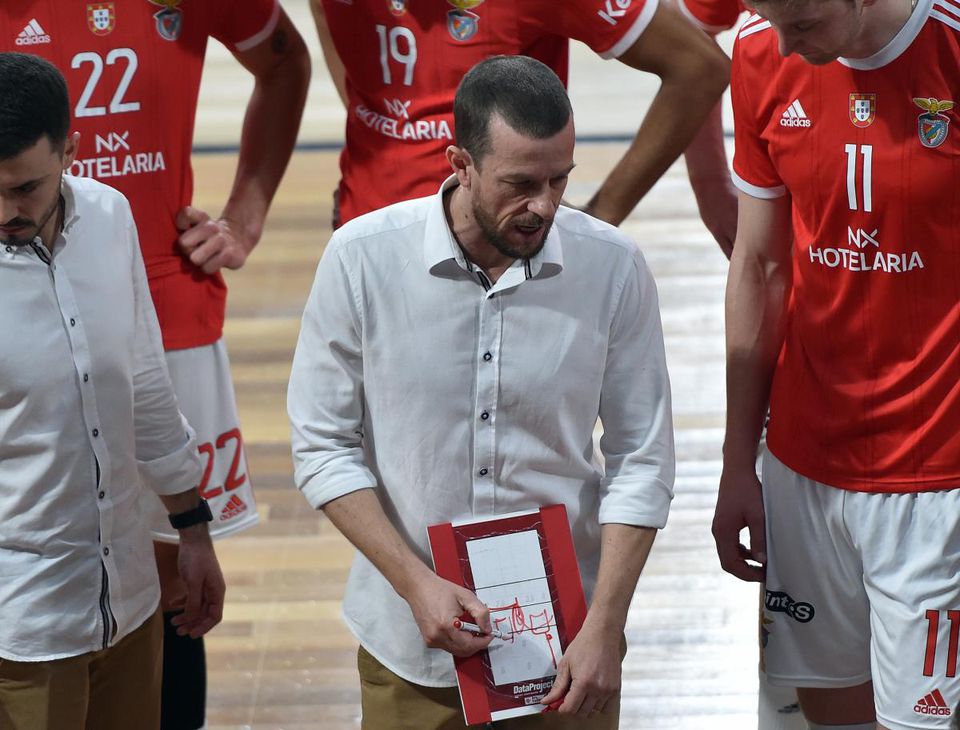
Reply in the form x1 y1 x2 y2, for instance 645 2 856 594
321 488 433 599
583 523 657 633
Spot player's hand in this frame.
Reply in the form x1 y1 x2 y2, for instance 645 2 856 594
712 462 766 582
176 206 253 274
170 525 226 638
692 178 737 259
540 619 621 717
403 573 493 658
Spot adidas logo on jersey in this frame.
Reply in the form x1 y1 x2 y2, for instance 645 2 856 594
915 689 952 717
780 99 811 127
15 19 51 46
219 494 248 521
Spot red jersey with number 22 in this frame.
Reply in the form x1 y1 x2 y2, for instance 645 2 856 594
322 0 658 224
731 0 960 492
1 0 279 349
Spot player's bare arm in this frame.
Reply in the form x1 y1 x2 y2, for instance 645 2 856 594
661 0 739 258
583 3 729 226
681 99 737 257
321 488 495 658
177 8 310 274
712 192 792 583
310 0 349 108
540 523 656 717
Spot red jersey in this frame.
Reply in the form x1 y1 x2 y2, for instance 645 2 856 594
731 0 960 492
1 0 278 349
678 0 745 34
322 0 658 224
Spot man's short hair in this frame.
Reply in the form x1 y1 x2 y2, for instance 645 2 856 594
454 55 572 167
0 52 70 161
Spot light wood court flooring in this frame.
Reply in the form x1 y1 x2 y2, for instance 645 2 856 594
191 141 761 729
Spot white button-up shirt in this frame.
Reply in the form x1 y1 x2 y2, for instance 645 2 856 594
0 175 201 661
288 176 674 686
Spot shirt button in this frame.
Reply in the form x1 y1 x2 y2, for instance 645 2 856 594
98 491 105 499
103 547 110 556
479 468 488 476
69 318 76 327
483 352 492 362
480 411 489 421
83 373 89 382
92 428 99 437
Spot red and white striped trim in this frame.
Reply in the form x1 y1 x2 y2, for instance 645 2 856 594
738 14 771 39
932 0 960 31
234 0 281 53
732 170 785 199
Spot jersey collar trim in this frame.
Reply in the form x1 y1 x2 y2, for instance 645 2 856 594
838 0 933 69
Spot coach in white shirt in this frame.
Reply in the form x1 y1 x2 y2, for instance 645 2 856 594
0 53 225 730
288 56 674 729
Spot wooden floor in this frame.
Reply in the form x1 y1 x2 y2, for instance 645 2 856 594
188 143 768 729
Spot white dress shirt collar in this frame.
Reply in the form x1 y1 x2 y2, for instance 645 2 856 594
424 175 564 284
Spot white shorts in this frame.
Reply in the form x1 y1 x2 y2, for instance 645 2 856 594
761 451 960 730
143 339 259 542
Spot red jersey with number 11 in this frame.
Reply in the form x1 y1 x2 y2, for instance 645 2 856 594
731 0 960 492
322 0 658 224
1 0 278 349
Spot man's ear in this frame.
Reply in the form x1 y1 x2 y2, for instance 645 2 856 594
61 132 80 170
445 145 474 189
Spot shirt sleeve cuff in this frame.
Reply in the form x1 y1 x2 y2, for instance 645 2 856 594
597 477 673 529
732 170 786 199
298 470 379 510
234 0 280 52
138 415 203 496
600 0 660 59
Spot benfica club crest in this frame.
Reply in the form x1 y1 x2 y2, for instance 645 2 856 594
849 93 876 128
87 3 116 35
913 97 954 148
387 0 407 16
447 0 484 41
147 0 183 41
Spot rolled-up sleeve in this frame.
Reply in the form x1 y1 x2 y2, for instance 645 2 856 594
288 236 378 509
128 214 202 496
597 247 675 528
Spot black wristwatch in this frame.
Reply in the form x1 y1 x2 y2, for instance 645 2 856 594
168 498 213 530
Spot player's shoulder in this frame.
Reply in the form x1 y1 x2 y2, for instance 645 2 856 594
731 12 785 79
928 0 960 34
733 12 777 52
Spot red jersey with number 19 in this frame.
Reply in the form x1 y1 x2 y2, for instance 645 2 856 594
322 0 658 225
731 0 960 492
1 0 279 350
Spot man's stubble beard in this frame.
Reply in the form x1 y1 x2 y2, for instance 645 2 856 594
471 197 552 261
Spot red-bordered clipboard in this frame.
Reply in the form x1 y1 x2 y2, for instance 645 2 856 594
427 505 587 725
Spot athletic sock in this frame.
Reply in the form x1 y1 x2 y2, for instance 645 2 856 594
161 610 206 730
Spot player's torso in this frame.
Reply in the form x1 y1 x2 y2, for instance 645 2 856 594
751 16 959 320
747 8 960 486
323 0 569 221
1 0 210 272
